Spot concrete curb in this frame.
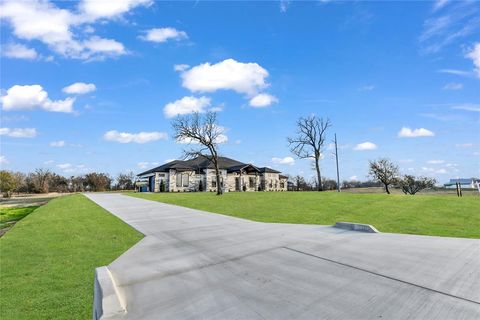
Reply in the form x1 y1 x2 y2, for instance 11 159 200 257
334 222 379 233
93 266 126 320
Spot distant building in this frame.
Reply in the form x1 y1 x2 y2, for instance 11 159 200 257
136 155 288 192
444 178 480 189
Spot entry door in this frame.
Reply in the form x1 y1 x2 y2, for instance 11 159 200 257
235 177 241 191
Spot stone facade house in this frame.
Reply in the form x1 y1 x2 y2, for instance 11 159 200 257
136 155 288 193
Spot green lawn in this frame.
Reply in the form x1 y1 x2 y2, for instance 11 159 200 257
0 206 39 234
0 194 143 319
129 191 480 238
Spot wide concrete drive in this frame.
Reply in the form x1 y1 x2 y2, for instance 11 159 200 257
86 193 480 320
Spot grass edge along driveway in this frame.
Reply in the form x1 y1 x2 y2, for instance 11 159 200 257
128 191 480 239
0 194 143 320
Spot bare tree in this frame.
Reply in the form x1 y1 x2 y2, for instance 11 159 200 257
288 115 331 191
31 169 51 193
398 175 436 195
368 158 399 194
172 112 225 195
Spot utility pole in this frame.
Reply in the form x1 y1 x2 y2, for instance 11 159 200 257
334 133 340 192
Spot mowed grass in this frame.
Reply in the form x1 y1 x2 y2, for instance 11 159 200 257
129 191 480 238
0 206 39 231
0 194 143 319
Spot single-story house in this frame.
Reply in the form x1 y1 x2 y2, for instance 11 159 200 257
136 155 288 192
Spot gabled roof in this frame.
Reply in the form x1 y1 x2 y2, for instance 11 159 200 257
258 167 281 173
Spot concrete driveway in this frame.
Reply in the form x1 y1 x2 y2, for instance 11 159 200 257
85 193 480 320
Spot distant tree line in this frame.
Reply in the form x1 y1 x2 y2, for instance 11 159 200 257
0 169 136 198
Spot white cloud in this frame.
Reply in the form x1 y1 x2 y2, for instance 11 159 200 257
82 36 126 58
398 127 435 138
57 163 72 169
452 103 480 112
2 43 38 59
163 96 211 118
0 156 8 165
249 93 278 108
63 82 96 95
358 85 375 91
50 140 66 147
442 82 463 90
174 64 190 72
181 59 270 96
436 168 448 174
466 42 480 77
0 0 145 60
0 127 37 138
272 156 295 165
104 130 167 143
140 27 188 43
354 142 377 151
349 175 358 181
427 160 445 164
1 84 75 113
78 0 152 20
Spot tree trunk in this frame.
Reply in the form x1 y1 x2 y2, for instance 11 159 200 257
384 183 390 194
213 161 222 195
315 156 323 191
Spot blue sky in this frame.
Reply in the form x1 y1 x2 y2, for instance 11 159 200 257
1 0 479 183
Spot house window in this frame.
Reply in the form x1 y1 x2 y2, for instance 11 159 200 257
249 177 255 188
212 180 216 188
269 180 273 188
176 173 182 187
176 173 190 188
280 182 285 188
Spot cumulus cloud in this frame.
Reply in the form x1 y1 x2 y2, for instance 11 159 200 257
78 0 152 21
398 127 435 138
0 0 146 60
249 93 278 108
272 156 295 165
2 43 38 59
50 140 66 147
140 27 188 43
180 59 270 96
0 127 37 138
354 142 377 151
104 130 167 143
0 156 9 165
63 82 96 94
442 82 463 90
163 96 211 118
467 42 480 77
1 84 75 113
